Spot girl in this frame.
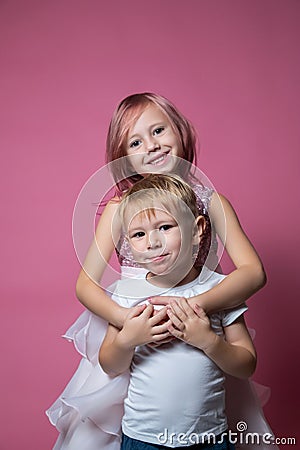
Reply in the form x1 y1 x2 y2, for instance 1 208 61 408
47 93 270 449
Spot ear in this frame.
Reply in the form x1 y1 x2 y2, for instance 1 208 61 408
192 215 206 245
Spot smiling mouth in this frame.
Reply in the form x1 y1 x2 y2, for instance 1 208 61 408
147 254 169 263
148 151 170 166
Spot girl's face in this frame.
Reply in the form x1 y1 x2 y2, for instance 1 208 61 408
125 105 182 176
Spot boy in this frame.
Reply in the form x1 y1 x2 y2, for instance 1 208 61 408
99 174 256 450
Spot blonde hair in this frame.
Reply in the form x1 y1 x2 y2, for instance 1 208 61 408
118 174 199 228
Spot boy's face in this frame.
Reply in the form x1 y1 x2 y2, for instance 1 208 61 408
125 206 200 285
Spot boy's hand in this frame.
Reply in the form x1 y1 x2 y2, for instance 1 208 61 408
167 298 217 351
118 304 171 349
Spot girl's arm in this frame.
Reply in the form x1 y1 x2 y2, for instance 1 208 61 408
196 193 266 312
167 298 256 379
151 193 266 314
99 305 170 377
76 198 127 328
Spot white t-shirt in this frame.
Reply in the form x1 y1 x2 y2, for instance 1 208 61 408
111 268 247 447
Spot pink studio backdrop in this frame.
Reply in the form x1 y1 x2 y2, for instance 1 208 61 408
1 1 299 449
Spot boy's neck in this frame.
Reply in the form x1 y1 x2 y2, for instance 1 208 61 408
146 266 200 288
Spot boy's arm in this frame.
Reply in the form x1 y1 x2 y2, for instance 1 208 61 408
167 298 256 379
99 322 135 377
99 304 170 377
204 314 257 379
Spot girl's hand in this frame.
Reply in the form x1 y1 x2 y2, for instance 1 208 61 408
149 295 200 308
167 298 217 351
118 304 171 349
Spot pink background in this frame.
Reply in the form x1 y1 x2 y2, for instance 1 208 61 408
1 1 299 449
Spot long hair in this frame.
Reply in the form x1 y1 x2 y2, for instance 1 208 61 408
106 93 198 195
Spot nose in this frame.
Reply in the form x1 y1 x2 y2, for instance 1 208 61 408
146 136 160 152
147 230 163 249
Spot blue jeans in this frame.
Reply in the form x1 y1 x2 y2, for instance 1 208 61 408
121 433 235 450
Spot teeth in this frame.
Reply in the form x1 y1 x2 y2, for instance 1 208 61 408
151 155 164 165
